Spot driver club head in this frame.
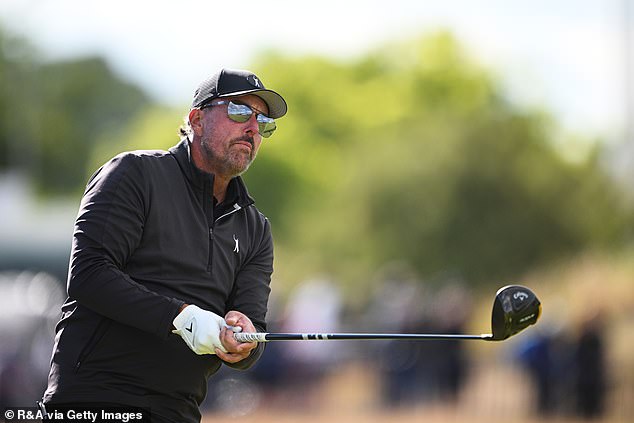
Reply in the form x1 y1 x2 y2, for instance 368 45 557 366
489 285 541 341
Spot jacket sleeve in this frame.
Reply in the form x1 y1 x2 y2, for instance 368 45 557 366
67 153 184 339
223 217 274 370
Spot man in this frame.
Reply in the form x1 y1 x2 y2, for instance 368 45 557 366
41 68 287 422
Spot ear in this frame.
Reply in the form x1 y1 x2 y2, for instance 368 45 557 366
188 108 204 136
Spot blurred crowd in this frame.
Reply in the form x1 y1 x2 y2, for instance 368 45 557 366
514 311 608 419
201 272 615 420
0 271 65 410
0 270 615 420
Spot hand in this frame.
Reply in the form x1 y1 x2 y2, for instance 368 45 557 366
216 310 258 364
172 305 228 355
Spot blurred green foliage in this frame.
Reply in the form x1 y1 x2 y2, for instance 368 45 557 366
247 33 633 288
0 27 149 196
1 28 631 289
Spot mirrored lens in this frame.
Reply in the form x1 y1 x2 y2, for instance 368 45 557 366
227 102 276 138
227 102 252 123
257 115 276 138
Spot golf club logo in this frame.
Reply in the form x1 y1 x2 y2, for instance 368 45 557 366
513 291 529 301
233 235 240 253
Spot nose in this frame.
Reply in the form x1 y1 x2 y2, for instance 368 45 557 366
243 114 260 136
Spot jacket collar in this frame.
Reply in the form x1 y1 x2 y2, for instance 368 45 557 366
169 138 255 208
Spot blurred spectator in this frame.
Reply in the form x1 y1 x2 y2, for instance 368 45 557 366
573 311 607 419
368 269 472 408
365 267 424 407
277 276 343 408
241 296 288 410
423 282 471 403
516 329 558 415
0 271 64 409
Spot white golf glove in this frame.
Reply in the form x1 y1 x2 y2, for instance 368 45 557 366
172 305 228 355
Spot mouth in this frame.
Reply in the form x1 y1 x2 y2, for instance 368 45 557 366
232 137 254 151
235 141 252 150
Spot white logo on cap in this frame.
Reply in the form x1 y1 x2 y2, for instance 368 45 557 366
248 75 261 88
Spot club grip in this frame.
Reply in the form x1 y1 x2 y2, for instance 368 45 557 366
234 332 268 343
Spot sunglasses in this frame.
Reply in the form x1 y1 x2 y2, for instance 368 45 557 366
201 100 276 138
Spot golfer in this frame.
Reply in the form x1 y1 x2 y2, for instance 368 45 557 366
41 69 287 422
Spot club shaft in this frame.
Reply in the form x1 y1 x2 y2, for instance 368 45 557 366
235 332 493 343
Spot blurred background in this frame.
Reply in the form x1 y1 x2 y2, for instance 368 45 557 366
1 1 633 422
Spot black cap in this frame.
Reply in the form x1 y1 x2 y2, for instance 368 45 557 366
192 68 287 119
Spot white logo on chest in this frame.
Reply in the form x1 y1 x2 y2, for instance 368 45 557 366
233 234 240 253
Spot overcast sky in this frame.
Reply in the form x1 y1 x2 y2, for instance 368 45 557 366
0 0 631 140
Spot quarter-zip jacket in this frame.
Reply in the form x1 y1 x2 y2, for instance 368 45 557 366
42 139 273 422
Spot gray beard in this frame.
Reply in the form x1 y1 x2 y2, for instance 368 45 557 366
200 136 254 177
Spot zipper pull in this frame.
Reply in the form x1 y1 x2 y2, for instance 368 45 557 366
209 228 214 240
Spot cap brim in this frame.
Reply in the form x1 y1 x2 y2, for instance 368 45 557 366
217 89 287 119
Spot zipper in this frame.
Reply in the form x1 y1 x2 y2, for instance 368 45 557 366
74 318 111 372
207 227 214 272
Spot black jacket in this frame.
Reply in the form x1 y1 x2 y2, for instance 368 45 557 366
43 139 273 422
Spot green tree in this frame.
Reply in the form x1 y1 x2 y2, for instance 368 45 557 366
245 33 632 288
0 27 39 169
30 58 149 195
0 27 150 195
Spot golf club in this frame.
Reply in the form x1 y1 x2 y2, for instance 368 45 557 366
234 285 541 343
